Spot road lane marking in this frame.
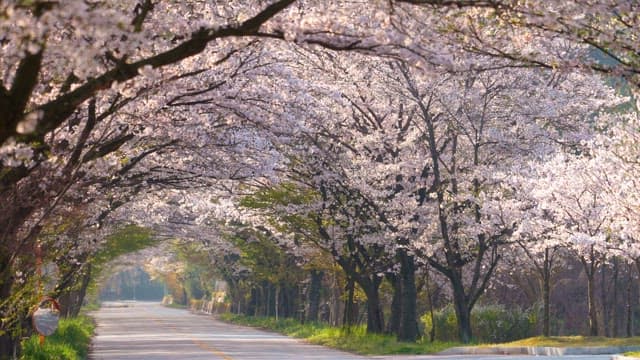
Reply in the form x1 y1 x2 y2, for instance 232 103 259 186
193 339 233 360
146 311 233 359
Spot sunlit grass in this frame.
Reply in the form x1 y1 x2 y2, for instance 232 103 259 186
625 351 640 358
220 314 458 355
493 336 640 347
21 315 94 360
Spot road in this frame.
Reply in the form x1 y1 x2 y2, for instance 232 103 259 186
90 302 615 360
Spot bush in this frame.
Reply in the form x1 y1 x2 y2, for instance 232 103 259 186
220 314 457 354
21 316 94 360
421 304 536 343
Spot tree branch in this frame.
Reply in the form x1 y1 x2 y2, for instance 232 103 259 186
8 0 295 146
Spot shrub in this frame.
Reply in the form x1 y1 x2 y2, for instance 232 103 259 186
20 316 94 360
220 314 457 354
421 304 536 343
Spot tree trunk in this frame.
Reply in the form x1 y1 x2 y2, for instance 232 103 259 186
542 247 551 337
398 251 418 342
386 273 401 335
330 273 342 327
275 285 280 321
77 263 92 315
343 277 356 328
63 263 92 318
612 258 619 337
362 277 384 334
248 287 258 316
0 261 18 360
601 263 610 337
626 268 633 337
587 270 599 336
425 268 436 342
306 270 323 322
451 275 472 343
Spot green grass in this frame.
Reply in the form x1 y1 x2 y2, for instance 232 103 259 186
625 351 640 358
21 315 94 360
219 314 458 355
80 302 101 312
493 336 640 348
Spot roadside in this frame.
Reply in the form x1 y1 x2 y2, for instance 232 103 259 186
20 315 94 359
218 312 640 359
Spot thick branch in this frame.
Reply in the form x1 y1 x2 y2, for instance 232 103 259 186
0 50 44 141
9 0 295 146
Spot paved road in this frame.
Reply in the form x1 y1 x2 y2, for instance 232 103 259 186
90 301 615 360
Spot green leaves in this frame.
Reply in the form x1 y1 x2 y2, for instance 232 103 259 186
93 224 156 266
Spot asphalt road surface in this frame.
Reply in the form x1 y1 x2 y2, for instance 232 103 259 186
90 302 615 360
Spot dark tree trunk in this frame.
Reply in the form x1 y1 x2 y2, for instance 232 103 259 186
265 283 270 317
626 267 633 337
343 277 356 327
601 263 610 337
362 276 384 334
398 251 418 342
60 263 92 318
580 249 599 337
248 287 258 316
586 270 599 336
0 260 18 360
542 247 551 337
306 270 323 322
386 273 401 335
451 275 472 343
76 263 91 316
274 285 280 320
425 267 436 342
612 258 619 337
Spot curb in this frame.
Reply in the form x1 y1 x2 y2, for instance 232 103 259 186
439 345 640 356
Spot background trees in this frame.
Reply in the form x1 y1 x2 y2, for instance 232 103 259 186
2 0 640 356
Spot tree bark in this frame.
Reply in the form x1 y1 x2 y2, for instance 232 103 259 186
601 263 610 337
425 267 436 342
275 285 280 321
543 247 551 337
451 275 473 343
612 257 619 337
361 275 384 334
586 270 599 336
386 273 401 335
626 266 633 337
398 251 418 342
0 257 18 360
306 270 323 322
343 277 356 328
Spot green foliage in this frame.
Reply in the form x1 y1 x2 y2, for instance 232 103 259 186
239 183 318 237
80 302 100 312
220 314 457 355
20 316 94 360
93 225 156 266
87 225 157 302
421 304 536 343
173 242 222 300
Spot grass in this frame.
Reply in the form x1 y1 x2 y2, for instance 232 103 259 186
219 314 458 355
625 351 640 358
80 302 101 312
21 315 95 359
493 336 640 348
